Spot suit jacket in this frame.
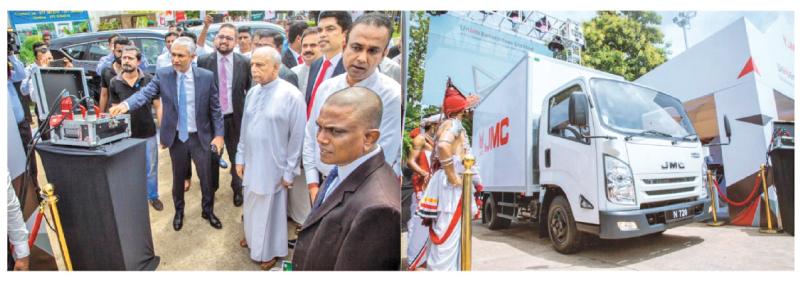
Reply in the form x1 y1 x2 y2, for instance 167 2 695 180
293 149 401 271
279 65 299 88
197 52 251 133
304 57 346 105
281 48 299 69
127 66 223 151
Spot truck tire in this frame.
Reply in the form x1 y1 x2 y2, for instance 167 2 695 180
485 193 511 230
547 195 583 254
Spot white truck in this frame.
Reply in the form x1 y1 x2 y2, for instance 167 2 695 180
473 53 713 253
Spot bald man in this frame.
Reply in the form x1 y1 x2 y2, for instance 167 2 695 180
292 86 400 271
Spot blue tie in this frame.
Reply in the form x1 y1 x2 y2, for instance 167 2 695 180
177 73 188 142
314 167 339 209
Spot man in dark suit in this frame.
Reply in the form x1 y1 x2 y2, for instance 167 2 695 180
198 23 251 207
282 21 308 68
303 11 351 119
253 30 299 88
293 86 400 271
110 36 225 231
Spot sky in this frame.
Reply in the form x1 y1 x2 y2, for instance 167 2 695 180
543 11 794 58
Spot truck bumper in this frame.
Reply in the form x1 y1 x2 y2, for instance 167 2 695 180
598 198 710 239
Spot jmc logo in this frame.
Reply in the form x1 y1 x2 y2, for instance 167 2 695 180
478 117 510 154
661 161 685 170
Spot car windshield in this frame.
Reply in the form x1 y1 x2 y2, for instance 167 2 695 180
591 78 696 139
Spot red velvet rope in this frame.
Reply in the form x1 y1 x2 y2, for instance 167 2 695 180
713 174 762 207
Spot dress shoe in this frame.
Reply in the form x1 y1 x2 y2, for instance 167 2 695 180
149 199 164 211
202 212 223 229
173 211 184 231
233 191 243 207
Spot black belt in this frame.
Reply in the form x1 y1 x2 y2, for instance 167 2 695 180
223 113 234 119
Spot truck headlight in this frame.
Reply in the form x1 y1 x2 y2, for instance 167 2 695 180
604 155 636 205
700 163 709 199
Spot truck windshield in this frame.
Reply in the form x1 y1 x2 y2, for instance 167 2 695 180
590 79 696 139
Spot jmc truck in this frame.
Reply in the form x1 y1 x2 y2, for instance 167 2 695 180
474 53 711 253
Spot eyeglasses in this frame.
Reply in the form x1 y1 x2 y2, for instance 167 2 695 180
35 47 49 53
216 35 235 41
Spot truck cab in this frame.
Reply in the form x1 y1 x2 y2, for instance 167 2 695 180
538 77 710 252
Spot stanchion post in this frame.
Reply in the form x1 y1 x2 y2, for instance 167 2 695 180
460 154 475 271
42 184 73 270
707 170 725 226
759 164 779 234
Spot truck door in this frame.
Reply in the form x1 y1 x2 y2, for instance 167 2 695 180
541 83 599 225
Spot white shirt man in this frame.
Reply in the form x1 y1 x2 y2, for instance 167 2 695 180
303 70 402 185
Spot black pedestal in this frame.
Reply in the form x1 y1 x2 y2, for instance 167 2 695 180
36 139 160 270
770 146 794 235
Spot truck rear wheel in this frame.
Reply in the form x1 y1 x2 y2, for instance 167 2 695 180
485 193 511 230
548 195 583 254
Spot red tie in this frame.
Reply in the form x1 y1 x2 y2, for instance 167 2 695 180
297 55 303 65
307 59 331 119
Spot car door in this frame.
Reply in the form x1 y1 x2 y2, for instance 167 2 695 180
540 83 600 224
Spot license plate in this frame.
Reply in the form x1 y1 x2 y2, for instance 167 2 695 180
666 207 690 222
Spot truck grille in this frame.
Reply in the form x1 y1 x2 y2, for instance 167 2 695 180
640 197 697 210
642 176 696 184
645 187 695 196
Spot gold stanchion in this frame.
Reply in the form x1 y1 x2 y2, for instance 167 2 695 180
41 184 73 270
707 170 725 226
758 164 780 234
460 155 475 271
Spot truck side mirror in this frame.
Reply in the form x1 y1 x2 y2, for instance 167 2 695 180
723 115 732 140
569 93 588 128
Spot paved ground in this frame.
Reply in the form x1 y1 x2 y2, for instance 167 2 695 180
402 220 794 271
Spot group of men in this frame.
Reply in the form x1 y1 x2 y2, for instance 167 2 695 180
104 11 401 270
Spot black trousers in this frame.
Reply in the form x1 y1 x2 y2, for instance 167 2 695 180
169 133 215 214
211 114 242 193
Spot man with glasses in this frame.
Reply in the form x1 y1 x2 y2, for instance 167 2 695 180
198 23 252 207
253 30 299 88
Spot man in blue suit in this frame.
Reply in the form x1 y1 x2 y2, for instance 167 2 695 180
110 37 225 231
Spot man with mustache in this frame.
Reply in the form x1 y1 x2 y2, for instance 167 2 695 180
304 11 351 119
107 46 164 210
99 37 134 112
290 27 322 104
198 23 252 207
303 12 402 209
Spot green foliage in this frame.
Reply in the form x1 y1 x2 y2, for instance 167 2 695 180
98 19 121 31
19 35 42 65
185 11 200 20
581 11 670 81
403 11 442 160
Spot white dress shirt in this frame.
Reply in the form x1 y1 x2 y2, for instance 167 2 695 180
317 53 342 84
177 66 198 133
216 52 235 115
7 186 30 259
321 146 382 204
290 63 310 95
303 71 402 184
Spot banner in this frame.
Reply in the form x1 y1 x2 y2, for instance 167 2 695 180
8 11 91 42
421 12 552 105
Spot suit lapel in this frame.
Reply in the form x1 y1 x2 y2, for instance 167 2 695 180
192 67 202 119
301 150 386 230
169 70 179 113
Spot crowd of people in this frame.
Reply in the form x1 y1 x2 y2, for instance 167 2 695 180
7 11 403 271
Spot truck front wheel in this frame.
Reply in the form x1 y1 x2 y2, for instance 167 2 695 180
485 193 511 230
548 195 584 254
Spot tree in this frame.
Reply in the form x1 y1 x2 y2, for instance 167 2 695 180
581 11 670 81
403 12 441 160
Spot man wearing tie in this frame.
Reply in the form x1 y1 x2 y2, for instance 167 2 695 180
304 11 351 119
198 23 252 207
110 37 225 231
292 87 400 270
